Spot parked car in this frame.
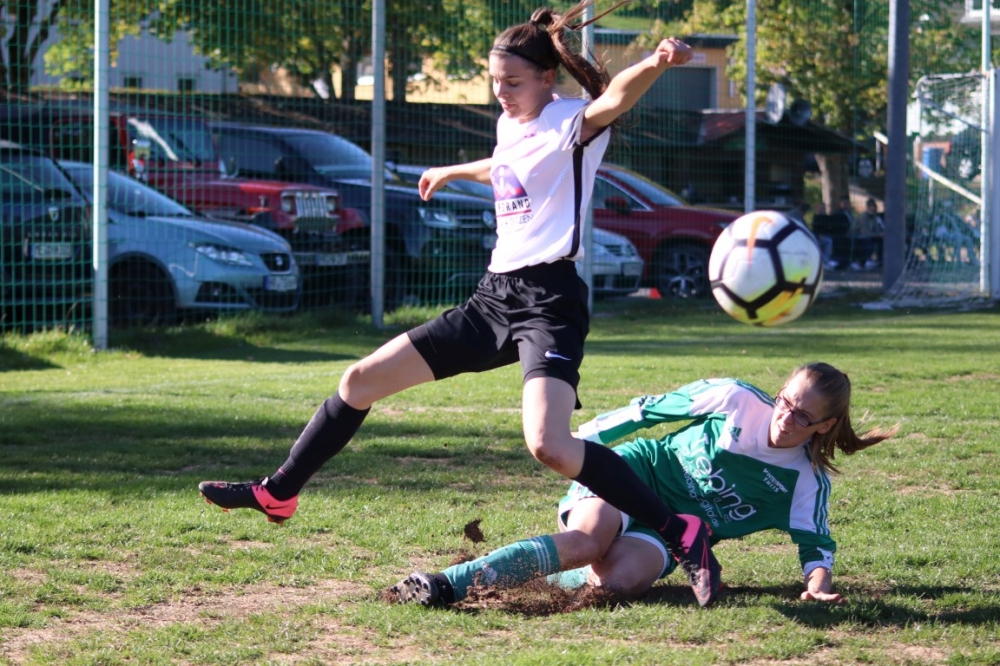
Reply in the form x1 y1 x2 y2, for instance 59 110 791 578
391 164 643 297
591 164 738 298
60 162 300 327
209 122 497 307
1 104 369 307
397 163 737 299
173 175 370 309
0 142 91 328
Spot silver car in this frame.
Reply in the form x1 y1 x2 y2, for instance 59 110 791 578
61 162 300 326
392 165 643 297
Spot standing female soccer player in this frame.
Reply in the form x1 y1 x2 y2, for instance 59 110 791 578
390 362 898 607
199 1 722 606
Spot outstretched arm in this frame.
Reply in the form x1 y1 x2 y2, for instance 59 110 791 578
581 38 693 141
800 567 845 604
418 158 493 201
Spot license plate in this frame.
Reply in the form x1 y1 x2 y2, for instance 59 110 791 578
266 274 298 292
622 262 643 277
316 252 349 267
31 242 74 260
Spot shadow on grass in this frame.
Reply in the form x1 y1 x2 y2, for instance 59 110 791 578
429 580 1000 626
0 347 62 372
718 583 1000 628
0 395 530 496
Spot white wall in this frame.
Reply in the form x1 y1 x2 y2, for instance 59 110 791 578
30 28 238 93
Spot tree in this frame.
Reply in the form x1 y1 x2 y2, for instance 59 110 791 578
152 0 521 102
636 0 983 206
17 0 540 103
2 0 83 93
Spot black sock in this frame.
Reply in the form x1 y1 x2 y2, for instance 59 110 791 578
432 573 456 604
573 440 682 540
265 392 369 499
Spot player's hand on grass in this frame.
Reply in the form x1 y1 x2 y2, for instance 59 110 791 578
800 589 845 604
801 567 844 603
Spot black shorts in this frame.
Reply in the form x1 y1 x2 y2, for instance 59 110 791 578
407 261 590 407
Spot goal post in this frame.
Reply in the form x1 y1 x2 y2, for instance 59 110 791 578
988 68 1000 298
873 70 998 308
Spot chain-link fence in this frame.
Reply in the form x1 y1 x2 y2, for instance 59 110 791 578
0 0 976 336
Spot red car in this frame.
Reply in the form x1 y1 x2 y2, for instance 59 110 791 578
392 161 734 300
592 164 738 298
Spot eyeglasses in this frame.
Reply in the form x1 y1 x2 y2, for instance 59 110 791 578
774 394 826 428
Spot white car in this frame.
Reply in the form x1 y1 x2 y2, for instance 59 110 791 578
392 164 644 297
61 162 300 326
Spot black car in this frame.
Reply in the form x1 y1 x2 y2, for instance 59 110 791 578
209 122 497 307
1 142 91 329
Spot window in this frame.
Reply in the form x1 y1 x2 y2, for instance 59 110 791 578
216 135 284 177
644 68 715 111
177 77 196 93
592 177 636 210
123 76 143 90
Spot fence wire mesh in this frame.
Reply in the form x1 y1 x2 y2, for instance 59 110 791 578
0 0 968 335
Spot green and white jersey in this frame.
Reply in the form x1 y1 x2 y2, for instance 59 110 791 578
575 378 836 575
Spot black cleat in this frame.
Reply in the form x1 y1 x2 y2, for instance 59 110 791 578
389 572 446 607
198 478 298 524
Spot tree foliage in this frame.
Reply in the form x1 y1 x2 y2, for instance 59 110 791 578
2 0 164 94
9 0 989 116
638 0 983 137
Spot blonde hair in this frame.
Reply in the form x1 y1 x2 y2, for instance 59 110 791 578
791 362 899 474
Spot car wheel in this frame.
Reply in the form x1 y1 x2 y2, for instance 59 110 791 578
109 261 177 328
652 243 710 299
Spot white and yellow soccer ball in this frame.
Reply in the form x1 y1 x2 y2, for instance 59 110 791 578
708 210 823 327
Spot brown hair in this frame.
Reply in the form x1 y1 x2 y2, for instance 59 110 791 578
492 1 629 123
790 362 899 475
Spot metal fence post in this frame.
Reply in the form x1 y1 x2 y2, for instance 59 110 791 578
92 0 110 349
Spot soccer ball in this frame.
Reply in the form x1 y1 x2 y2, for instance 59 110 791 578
708 210 823 327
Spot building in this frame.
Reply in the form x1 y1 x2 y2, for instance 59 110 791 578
29 28 238 94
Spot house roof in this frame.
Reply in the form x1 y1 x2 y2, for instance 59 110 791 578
5 91 863 157
594 29 739 50
613 107 864 154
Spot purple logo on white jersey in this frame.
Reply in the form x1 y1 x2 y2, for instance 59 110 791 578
492 164 532 226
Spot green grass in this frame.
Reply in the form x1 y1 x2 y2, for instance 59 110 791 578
2 293 999 665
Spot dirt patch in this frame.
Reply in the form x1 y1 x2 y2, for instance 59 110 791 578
457 578 635 616
0 579 364 665
462 518 485 543
379 572 656 618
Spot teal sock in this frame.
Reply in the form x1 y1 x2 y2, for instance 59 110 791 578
546 566 591 590
441 535 560 601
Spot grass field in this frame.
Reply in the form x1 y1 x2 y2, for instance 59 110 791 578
2 291 999 665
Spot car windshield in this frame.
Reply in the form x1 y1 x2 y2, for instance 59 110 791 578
284 133 374 179
126 117 218 164
0 153 81 202
63 165 193 217
605 167 686 207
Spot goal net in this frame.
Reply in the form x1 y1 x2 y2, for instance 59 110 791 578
876 72 991 308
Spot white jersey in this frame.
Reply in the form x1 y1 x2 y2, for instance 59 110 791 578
488 96 611 273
